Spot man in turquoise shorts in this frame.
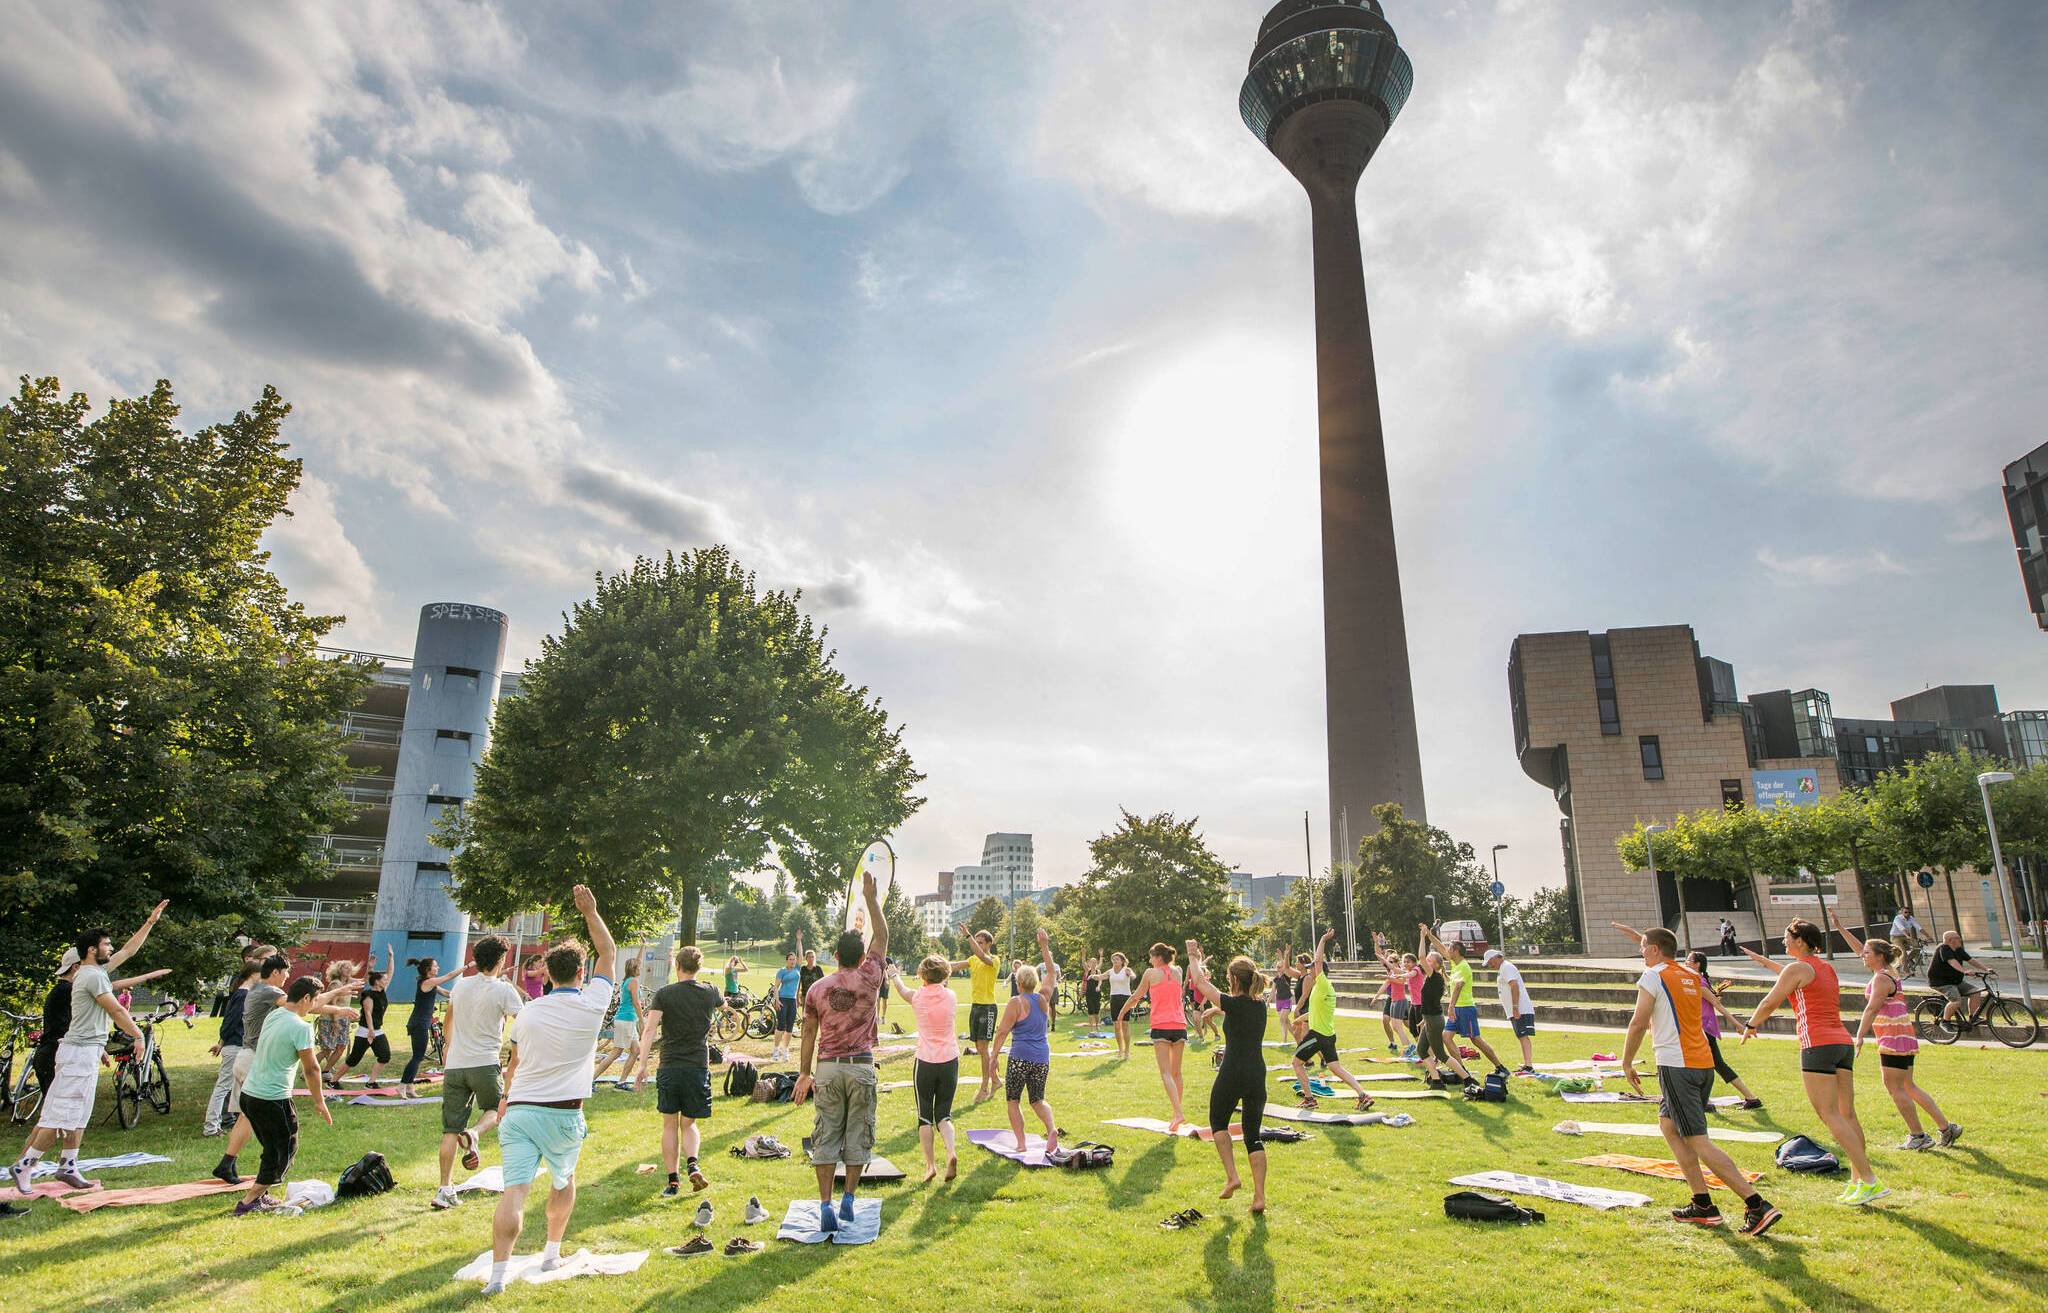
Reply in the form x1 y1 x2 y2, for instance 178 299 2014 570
482 884 617 1297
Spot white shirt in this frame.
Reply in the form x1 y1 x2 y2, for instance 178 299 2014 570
506 975 613 1104
1106 968 1134 993
1494 960 1536 1017
445 974 524 1070
1890 913 1919 936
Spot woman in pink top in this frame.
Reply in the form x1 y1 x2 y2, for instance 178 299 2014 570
1844 928 1959 1152
1117 943 1189 1131
888 955 961 1182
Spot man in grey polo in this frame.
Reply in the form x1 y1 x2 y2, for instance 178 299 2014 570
433 933 523 1211
792 867 887 1234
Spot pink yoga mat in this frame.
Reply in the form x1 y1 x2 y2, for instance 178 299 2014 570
58 1180 244 1213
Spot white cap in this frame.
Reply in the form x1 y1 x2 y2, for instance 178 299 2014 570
57 947 81 972
1483 950 1504 966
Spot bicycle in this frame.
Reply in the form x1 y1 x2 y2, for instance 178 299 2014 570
714 988 757 1045
106 1005 177 1128
1894 936 1928 979
1913 970 2040 1049
2 1012 43 1125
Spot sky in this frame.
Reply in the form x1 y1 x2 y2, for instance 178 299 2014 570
4 0 2045 904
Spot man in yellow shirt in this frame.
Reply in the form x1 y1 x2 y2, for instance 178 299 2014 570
950 928 1000 1103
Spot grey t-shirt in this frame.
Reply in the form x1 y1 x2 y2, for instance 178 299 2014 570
242 982 286 1048
64 964 115 1048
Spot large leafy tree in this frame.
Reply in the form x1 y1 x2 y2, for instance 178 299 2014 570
881 876 926 963
1334 803 1495 949
0 376 368 997
447 548 923 943
1068 810 1248 964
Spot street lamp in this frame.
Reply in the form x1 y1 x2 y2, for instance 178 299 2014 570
1490 844 1509 951
1645 823 1690 953
1976 771 2033 1008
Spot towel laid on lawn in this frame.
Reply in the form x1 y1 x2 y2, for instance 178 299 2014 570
966 1129 1058 1166
452 1166 504 1194
1264 1105 1415 1127
1267 1066 1416 1079
27 1152 171 1182
1554 1120 1782 1144
1448 1171 1650 1210
1568 1153 1764 1189
347 1094 440 1107
453 1249 647 1285
58 1180 243 1213
778 1198 883 1245
1559 1091 1656 1104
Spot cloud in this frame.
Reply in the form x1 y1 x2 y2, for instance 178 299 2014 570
265 476 381 630
560 461 738 547
802 546 992 638
1755 548 1912 587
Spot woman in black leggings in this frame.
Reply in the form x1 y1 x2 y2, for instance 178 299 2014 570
397 956 462 1097
1416 953 1476 1089
1187 940 1269 1214
333 947 396 1088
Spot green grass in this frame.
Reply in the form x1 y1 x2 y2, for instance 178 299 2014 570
4 1001 2045 1313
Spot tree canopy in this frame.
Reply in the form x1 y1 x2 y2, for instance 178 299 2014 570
1067 810 1248 964
0 376 367 997
1331 803 1496 950
446 548 923 943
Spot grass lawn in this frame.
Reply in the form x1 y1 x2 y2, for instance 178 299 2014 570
3 997 2045 1313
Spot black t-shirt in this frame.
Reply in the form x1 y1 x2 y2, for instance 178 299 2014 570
1274 971 1294 1003
36 979 70 1054
1928 944 1973 988
1421 971 1446 1012
1216 994 1268 1077
799 964 824 995
654 979 723 1070
359 985 389 1031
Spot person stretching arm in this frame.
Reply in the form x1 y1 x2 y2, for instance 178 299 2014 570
107 901 170 971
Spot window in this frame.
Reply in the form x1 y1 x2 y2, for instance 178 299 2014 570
1639 735 1664 781
435 729 472 742
1590 635 1621 735
1721 778 1744 810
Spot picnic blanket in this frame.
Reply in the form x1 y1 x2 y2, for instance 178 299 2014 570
1554 1120 1782 1145
965 1129 1057 1167
347 1094 440 1107
1448 1171 1650 1211
1265 1105 1415 1127
58 1180 243 1213
1568 1153 1764 1190
453 1249 647 1285
26 1152 171 1182
778 1198 882 1245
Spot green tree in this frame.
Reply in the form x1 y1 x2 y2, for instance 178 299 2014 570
964 896 1006 938
997 896 1042 964
779 901 825 956
1336 803 1493 950
1505 886 1577 947
1068 810 1248 965
1255 877 1319 961
713 892 761 946
447 549 924 943
881 876 926 962
0 376 368 997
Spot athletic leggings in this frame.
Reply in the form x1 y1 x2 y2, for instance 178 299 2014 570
914 1056 958 1127
1421 1012 1455 1065
1208 1069 1266 1151
1705 1034 1741 1084
239 1094 299 1187
346 1031 392 1066
401 1020 431 1084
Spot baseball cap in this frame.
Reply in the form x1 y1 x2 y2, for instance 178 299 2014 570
57 947 81 972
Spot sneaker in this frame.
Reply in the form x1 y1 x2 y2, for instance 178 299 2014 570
459 1130 480 1172
1402 1045 1419 1063
1834 1181 1860 1204
481 1281 506 1297
1738 1098 1764 1110
689 1168 709 1192
431 1186 461 1211
1386 1043 1397 1054
539 1252 564 1272
212 1156 241 1186
723 1237 763 1256
693 1200 713 1228
660 1180 681 1199
54 1167 98 1190
1670 1201 1723 1226
1513 1065 1536 1076
201 1127 222 1138
1739 1202 1783 1237
667 1236 715 1258
1938 1122 1963 1149
8 1162 32 1196
616 1080 635 1092
1848 1181 1890 1207
1899 1133 1935 1152
744 1196 769 1225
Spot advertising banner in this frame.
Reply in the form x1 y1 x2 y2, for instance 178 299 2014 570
1752 768 1821 809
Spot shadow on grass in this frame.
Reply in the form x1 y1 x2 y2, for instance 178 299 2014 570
1193 1216 1275 1313
1722 1229 1862 1311
1867 1205 2048 1299
1943 1143 2048 1194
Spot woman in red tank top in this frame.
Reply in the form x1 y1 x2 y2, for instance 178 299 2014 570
1118 943 1189 1131
1740 919 1883 1201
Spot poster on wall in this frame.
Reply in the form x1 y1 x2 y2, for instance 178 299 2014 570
1768 873 1839 905
1752 768 1821 809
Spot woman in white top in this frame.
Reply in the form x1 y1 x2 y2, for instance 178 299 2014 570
1103 953 1136 1060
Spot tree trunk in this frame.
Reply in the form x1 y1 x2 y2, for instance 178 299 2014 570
676 883 700 947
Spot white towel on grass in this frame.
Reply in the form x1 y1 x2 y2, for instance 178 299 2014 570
27 1152 171 1181
453 1249 647 1285
347 1094 440 1107
1264 1105 1413 1127
1450 1171 1650 1210
453 1166 504 1194
1554 1120 1781 1144
777 1198 882 1245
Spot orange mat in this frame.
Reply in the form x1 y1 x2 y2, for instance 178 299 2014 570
58 1179 244 1213
1569 1153 1762 1191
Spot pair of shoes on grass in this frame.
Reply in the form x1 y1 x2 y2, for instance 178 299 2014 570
1160 1208 1205 1230
669 1236 763 1257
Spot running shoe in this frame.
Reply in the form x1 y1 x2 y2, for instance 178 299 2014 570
1 1203 26 1220
1834 1181 1860 1204
7 1162 32 1196
1938 1122 1963 1148
1386 1043 1397 1054
1402 1045 1419 1063
1738 1202 1783 1237
1296 1096 1318 1111
660 1180 680 1199
689 1168 709 1192
1513 1065 1535 1076
481 1280 506 1297
616 1080 635 1092
723 1238 763 1256
1739 1099 1765 1110
1354 1094 1374 1112
431 1186 461 1211
1848 1181 1890 1207
693 1200 714 1228
53 1166 101 1189
1899 1133 1935 1152
1670 1201 1723 1226
744 1196 769 1225
667 1236 714 1258
458 1129 480 1172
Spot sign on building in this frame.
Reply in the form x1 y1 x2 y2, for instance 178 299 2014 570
1752 768 1821 809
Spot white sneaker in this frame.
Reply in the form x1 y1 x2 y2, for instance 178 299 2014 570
744 1196 769 1225
431 1186 460 1210
481 1281 505 1297
539 1252 564 1272
8 1162 32 1196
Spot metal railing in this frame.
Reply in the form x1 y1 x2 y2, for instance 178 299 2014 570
278 897 377 934
338 712 404 746
309 835 384 869
340 780 393 806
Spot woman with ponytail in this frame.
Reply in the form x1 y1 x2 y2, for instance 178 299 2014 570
1188 940 1270 1213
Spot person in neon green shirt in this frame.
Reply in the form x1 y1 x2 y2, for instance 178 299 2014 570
1420 924 1509 1073
950 928 1001 1103
1285 929 1376 1111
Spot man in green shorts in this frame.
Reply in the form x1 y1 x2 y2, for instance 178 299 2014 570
433 934 523 1211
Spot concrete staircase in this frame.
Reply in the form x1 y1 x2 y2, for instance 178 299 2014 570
1321 961 1916 1037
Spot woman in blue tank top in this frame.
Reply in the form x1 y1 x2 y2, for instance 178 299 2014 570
993 928 1060 1157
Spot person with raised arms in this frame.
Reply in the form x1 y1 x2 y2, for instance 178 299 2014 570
1119 942 1191 1131
1081 954 1103 1030
990 927 1059 1157
1188 940 1269 1214
1271 944 1302 1040
483 884 618 1296
1419 923 1510 1074
332 945 397 1088
212 955 358 1185
10 903 168 1196
397 955 466 1098
791 867 888 1234
1842 926 1959 1152
592 946 647 1089
1619 928 1782 1236
432 934 523 1211
232 976 333 1217
1611 924 1762 1108
1412 951 1477 1090
1286 929 1377 1112
643 944 722 1198
1739 920 1886 1205
949 926 1002 1101
888 953 962 1182
1370 938 1414 1055
1103 951 1136 1060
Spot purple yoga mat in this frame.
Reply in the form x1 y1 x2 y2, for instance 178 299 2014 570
965 1129 1057 1167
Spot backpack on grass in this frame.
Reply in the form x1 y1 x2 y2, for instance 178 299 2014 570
1444 1190 1543 1223
336 1152 395 1198
1775 1134 1842 1174
1048 1141 1115 1170
749 1071 799 1104
722 1061 759 1099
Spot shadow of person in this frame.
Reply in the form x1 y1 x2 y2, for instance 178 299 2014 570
1193 1217 1277 1313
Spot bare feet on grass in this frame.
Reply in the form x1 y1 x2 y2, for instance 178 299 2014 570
1219 1178 1240 1201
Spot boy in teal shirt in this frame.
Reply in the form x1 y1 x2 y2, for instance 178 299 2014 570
235 976 331 1217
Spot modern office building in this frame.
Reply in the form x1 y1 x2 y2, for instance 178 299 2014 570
1229 872 1302 912
1241 1 1428 859
2003 439 2048 631
948 833 1035 915
913 895 953 942
1510 627 2037 954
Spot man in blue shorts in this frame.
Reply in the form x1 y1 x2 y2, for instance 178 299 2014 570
483 884 616 1297
1420 924 1509 1075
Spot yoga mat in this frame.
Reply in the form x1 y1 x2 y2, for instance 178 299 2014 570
778 1198 882 1245
25 1152 171 1181
1267 1066 1416 1079
965 1129 1057 1167
1104 1117 1201 1138
347 1094 439 1107
802 1142 906 1183
1560 1091 1656 1104
453 1249 648 1285
58 1180 243 1213
1264 1105 1413 1127
1569 1153 1763 1190
1554 1120 1782 1145
1449 1171 1650 1211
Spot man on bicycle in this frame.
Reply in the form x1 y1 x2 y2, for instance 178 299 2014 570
1929 931 1992 1025
1889 908 1924 953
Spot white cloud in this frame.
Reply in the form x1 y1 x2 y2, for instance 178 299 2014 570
265 476 381 630
1756 548 1912 587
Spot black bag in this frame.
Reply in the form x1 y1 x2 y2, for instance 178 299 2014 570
708 1042 723 1067
1444 1190 1543 1223
1049 1141 1115 1169
722 1060 759 1099
1478 1069 1510 1102
337 1151 395 1198
1775 1134 1842 1174
751 1071 798 1104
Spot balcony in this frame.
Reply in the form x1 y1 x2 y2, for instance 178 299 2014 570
310 834 385 870
338 712 404 747
341 777 393 807
278 897 376 935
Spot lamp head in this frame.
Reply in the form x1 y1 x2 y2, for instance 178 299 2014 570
1979 771 2016 786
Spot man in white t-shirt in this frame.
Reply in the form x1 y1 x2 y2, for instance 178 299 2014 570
1483 950 1538 1074
1889 909 1923 949
432 934 524 1211
481 885 616 1297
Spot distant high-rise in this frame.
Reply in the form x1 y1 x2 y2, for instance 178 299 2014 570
1241 1 1426 859
2002 440 2048 631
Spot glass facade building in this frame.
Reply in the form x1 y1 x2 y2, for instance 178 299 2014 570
1240 24 1414 145
2003 439 2048 631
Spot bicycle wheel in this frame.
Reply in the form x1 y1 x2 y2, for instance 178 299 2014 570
146 1051 172 1113
1988 997 2041 1049
714 1010 745 1044
745 1007 773 1040
1913 996 1959 1044
115 1065 141 1128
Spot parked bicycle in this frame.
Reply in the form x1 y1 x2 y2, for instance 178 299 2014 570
105 1004 178 1128
1 1011 42 1125
713 987 758 1044
1913 970 2040 1049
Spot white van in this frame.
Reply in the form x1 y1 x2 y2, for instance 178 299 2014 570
1438 919 1490 957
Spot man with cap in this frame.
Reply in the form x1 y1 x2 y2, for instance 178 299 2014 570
1485 949 1538 1074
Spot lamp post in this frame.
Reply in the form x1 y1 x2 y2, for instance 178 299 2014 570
1646 823 1689 953
1490 844 1509 951
1976 771 2033 1008
1302 810 1317 948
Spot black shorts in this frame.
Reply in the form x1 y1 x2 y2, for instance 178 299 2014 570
346 1032 392 1066
1510 1016 1537 1038
1107 995 1131 1025
1005 1058 1049 1104
657 1066 713 1119
1800 1042 1855 1074
1084 983 1102 1013
775 997 798 1032
1879 1052 1915 1071
969 1003 999 1044
1294 1030 1338 1067
1149 1028 1187 1044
